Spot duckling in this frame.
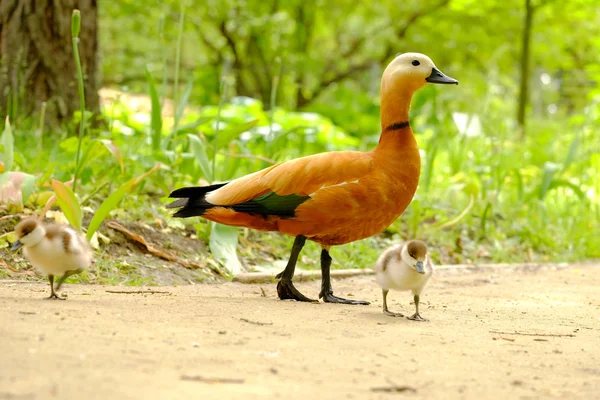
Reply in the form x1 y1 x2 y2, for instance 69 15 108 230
375 240 433 321
11 218 92 300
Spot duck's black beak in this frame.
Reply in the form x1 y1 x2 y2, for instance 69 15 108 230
11 240 23 251
426 67 458 85
415 261 425 274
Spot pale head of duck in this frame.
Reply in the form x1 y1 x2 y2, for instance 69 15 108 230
381 52 458 95
401 239 428 274
11 218 45 250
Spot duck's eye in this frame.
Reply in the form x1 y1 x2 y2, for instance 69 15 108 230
411 60 420 66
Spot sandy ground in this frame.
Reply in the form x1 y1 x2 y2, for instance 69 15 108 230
0 263 599 400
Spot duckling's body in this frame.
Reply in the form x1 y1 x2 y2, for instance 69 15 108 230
12 219 92 300
375 240 433 320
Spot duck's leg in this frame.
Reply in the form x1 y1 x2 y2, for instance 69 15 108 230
407 294 427 321
276 235 317 302
55 268 84 291
382 289 404 317
45 275 64 300
319 249 370 305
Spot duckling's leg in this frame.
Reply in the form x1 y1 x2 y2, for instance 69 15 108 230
276 235 317 302
407 294 427 321
45 275 64 300
55 268 84 292
382 289 404 317
319 249 370 305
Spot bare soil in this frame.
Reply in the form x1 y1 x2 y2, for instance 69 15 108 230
1 263 598 400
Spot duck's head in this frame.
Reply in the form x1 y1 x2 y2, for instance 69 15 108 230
11 218 45 251
382 52 458 95
401 240 429 274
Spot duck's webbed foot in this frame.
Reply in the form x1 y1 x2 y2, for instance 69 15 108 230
277 278 318 303
319 249 369 305
384 309 404 317
45 275 66 300
407 313 427 322
320 291 370 305
45 293 66 300
407 294 427 321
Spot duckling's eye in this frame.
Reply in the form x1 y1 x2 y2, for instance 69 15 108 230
411 60 420 66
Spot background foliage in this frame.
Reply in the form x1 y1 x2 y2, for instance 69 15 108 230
1 0 599 282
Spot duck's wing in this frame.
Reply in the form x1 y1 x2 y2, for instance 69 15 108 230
168 151 373 219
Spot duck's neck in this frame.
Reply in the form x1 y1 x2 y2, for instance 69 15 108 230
377 88 416 150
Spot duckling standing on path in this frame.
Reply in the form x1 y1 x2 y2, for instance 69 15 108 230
375 240 433 321
11 218 92 300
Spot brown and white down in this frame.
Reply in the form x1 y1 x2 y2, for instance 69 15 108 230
374 240 433 321
11 218 92 300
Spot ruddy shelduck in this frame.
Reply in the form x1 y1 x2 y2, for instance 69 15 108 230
11 218 92 300
375 240 433 320
168 52 457 304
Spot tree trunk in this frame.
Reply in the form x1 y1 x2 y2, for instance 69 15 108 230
517 0 533 136
0 0 99 127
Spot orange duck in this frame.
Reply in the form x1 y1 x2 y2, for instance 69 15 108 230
168 52 457 304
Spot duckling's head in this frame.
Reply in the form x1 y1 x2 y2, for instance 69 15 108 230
382 52 458 95
401 240 428 274
11 218 45 250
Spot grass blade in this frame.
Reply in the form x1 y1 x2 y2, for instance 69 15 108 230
146 66 163 152
72 9 86 194
187 134 213 181
0 117 14 171
51 179 82 231
86 164 161 240
100 139 125 174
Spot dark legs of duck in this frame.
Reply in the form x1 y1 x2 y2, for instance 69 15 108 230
276 235 317 302
382 289 404 317
407 294 427 321
55 268 84 292
319 249 370 305
45 275 64 300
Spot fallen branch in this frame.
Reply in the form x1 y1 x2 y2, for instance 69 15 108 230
106 290 170 295
181 375 244 384
107 220 225 277
233 268 374 284
240 318 273 326
489 330 575 337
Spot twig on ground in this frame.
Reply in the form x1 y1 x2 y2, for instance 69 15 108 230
260 287 267 297
240 318 273 326
107 220 225 277
106 290 170 294
371 385 416 393
489 330 576 337
181 375 244 384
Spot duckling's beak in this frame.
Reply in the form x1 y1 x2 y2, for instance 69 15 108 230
426 67 458 85
415 261 425 274
11 240 23 251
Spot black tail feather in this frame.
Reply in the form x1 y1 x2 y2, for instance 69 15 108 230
169 182 227 198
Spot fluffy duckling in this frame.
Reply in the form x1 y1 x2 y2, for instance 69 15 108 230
375 240 433 321
11 218 92 300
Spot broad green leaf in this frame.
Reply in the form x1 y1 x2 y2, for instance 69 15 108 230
145 65 163 152
187 134 213 182
86 164 161 240
51 179 82 231
0 117 14 171
209 222 240 276
213 119 259 153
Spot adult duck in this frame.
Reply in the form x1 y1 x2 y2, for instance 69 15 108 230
168 52 457 304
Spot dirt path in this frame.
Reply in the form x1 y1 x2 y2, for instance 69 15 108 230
1 264 598 400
